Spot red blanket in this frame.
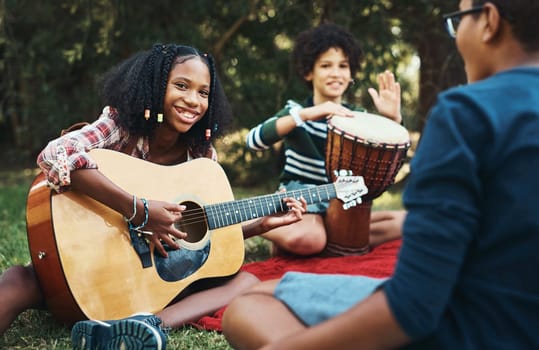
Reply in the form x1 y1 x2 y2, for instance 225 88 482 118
192 239 401 331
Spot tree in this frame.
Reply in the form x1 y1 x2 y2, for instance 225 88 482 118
0 0 465 176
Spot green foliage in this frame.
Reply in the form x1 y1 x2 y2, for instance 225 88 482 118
215 129 281 188
1 0 464 168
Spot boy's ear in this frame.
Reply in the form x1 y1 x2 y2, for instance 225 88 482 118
481 2 502 43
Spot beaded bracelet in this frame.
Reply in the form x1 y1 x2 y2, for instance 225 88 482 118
124 195 138 222
139 198 149 228
128 198 149 232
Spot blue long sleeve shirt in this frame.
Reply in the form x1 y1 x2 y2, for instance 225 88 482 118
384 67 539 349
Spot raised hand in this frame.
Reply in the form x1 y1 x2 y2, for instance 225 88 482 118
367 70 402 124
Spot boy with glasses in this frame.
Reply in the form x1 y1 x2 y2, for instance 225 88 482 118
222 1 539 349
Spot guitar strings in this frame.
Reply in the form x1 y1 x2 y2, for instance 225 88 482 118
174 185 336 226
177 196 289 226
177 191 302 226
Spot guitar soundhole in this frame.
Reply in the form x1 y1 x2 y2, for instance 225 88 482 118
176 200 208 244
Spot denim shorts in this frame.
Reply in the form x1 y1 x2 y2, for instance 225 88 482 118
279 180 330 214
274 272 387 326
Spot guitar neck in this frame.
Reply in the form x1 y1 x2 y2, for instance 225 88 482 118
204 183 336 229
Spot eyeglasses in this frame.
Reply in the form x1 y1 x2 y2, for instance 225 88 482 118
443 6 484 38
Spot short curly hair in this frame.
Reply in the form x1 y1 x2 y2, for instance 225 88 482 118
98 43 232 155
291 23 363 88
472 0 539 51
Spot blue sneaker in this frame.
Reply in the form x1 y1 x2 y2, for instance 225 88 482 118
71 313 167 350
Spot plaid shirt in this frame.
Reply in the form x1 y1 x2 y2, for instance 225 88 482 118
37 106 217 192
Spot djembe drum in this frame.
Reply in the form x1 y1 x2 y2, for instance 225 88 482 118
324 111 410 256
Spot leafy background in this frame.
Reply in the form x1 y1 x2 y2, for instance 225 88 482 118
1 0 465 184
1 2 463 347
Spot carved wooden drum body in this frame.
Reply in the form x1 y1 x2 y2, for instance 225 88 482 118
324 112 410 256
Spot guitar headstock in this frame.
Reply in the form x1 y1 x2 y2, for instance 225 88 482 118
333 170 368 210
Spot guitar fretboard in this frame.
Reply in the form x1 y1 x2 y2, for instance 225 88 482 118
204 183 336 229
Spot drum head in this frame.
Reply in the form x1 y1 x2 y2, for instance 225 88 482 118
329 111 409 147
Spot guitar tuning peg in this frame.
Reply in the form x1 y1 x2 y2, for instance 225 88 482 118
342 200 358 210
335 169 353 177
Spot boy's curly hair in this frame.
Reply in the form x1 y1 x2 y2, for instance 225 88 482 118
292 23 363 88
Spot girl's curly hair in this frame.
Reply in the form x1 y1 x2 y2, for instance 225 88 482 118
98 44 232 155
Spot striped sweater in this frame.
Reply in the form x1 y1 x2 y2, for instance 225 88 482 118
246 98 364 185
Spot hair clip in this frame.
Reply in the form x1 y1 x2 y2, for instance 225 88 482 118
157 113 163 123
144 109 150 120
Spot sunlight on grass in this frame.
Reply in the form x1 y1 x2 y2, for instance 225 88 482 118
0 169 37 269
372 190 404 211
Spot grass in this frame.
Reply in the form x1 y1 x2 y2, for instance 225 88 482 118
0 167 402 349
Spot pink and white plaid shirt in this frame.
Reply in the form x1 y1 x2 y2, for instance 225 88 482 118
37 106 217 192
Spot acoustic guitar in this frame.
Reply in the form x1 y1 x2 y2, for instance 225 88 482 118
26 149 367 324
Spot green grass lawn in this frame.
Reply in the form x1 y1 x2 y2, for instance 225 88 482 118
0 168 402 349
